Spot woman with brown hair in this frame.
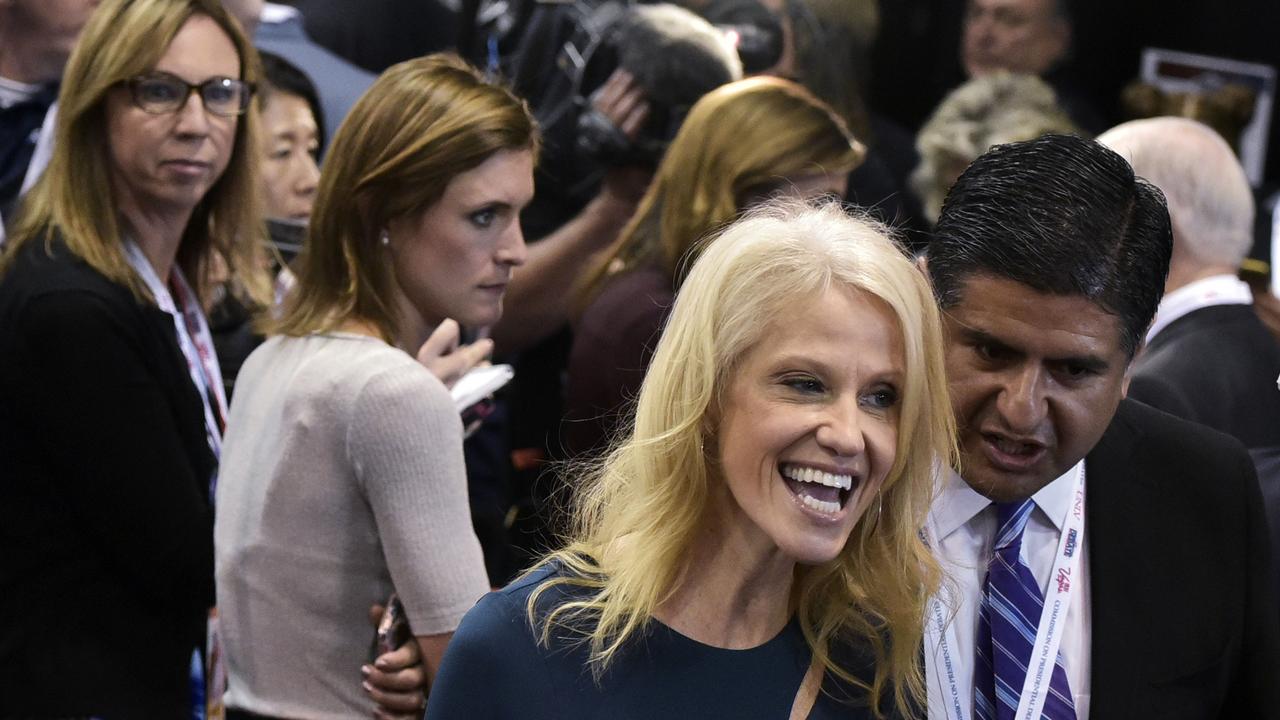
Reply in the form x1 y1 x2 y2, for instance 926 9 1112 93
563 76 864 458
214 53 538 718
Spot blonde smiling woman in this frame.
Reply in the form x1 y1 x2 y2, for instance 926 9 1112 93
428 201 956 720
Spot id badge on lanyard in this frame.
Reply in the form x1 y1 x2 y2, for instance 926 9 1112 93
923 463 1086 720
122 240 225 497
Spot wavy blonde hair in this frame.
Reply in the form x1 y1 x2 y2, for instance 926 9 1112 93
535 200 956 718
274 53 538 343
575 76 864 310
2 0 268 305
911 72 1079 225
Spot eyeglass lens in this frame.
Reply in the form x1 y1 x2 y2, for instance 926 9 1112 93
132 73 249 117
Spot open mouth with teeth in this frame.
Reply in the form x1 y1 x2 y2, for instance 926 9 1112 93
979 432 1047 471
984 433 1040 456
779 463 857 516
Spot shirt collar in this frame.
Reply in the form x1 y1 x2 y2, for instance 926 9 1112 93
1146 273 1253 343
932 460 1084 539
260 2 301 24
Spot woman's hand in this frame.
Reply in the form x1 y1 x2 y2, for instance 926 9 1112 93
416 318 493 389
364 604 427 719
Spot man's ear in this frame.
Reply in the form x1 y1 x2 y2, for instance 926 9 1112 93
1121 340 1145 397
915 254 929 277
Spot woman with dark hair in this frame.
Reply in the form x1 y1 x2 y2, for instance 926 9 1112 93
257 50 324 225
207 51 324 389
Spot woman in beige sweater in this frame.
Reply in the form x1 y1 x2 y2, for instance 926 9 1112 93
215 54 538 718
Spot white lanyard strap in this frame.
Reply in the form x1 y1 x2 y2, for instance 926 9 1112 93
1013 463 1085 720
122 240 225 475
922 524 972 720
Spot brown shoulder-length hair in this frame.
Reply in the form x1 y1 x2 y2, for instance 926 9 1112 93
274 53 540 343
2 0 268 305
575 76 864 313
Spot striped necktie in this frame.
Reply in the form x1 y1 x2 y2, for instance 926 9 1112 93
974 500 1077 720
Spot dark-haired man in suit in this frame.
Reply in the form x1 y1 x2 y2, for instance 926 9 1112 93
922 133 1280 719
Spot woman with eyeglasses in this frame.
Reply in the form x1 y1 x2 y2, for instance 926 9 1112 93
0 0 262 715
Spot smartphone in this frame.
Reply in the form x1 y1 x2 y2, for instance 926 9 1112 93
372 593 412 660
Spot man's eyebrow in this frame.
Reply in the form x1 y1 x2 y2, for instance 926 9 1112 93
959 327 1111 372
957 327 1017 354
1056 353 1111 373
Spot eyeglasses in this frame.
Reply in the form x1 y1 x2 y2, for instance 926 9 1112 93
124 72 254 118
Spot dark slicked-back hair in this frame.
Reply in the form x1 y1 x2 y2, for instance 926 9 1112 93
928 133 1172 357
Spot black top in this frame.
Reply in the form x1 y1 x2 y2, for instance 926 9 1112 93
426 562 895 719
0 238 214 717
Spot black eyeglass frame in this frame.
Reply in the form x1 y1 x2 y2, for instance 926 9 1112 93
122 71 256 118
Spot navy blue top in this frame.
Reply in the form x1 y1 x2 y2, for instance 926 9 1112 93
425 563 893 719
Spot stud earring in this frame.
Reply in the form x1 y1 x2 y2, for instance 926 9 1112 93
379 229 390 246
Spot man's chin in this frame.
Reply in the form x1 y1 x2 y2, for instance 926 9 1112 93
959 453 1055 503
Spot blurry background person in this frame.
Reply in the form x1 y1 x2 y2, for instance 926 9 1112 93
426 202 956 718
0 0 266 714
0 0 101 233
215 53 534 718
1099 117 1280 451
221 0 375 148
911 71 1078 226
257 50 321 227
207 49 322 395
563 76 864 461
1099 117 1280 608
961 0 1069 80
959 0 1102 131
288 0 460 74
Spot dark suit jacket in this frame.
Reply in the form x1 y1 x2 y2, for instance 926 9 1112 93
1130 303 1280 451
0 238 215 717
1086 399 1280 718
1129 303 1280 634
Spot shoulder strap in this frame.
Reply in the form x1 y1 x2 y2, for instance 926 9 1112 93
789 656 823 720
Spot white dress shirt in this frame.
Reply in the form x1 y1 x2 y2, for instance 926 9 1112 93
925 464 1092 719
1145 273 1252 344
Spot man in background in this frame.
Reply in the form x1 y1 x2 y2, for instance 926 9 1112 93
958 0 1102 131
0 0 100 233
1100 116 1280 618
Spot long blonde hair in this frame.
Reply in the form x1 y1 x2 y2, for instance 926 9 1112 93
274 53 538 343
535 201 956 718
576 76 864 310
2 0 267 306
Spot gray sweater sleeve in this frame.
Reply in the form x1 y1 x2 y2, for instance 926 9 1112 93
345 362 489 634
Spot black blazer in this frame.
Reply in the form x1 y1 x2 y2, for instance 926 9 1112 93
1130 303 1280 451
1086 399 1280 718
0 238 215 717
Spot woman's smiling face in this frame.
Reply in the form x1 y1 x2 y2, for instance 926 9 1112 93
712 286 903 566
